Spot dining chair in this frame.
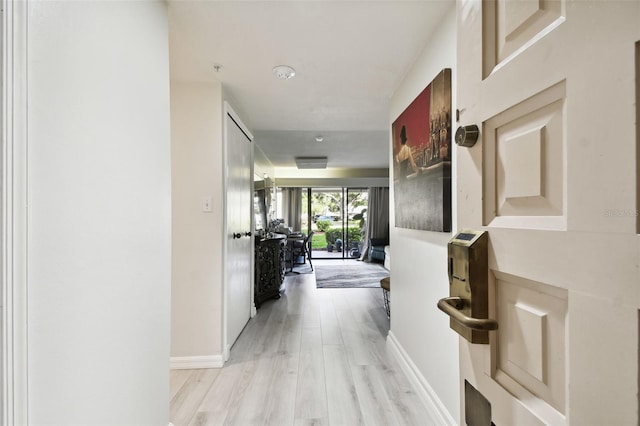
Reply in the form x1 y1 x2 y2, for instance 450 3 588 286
291 231 314 272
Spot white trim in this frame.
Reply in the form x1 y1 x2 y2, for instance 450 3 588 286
1 0 29 424
223 102 254 142
169 355 224 370
386 331 456 426
223 344 230 363
249 109 256 320
221 100 228 366
221 101 228 365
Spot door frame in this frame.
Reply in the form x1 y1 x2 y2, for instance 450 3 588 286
221 101 255 362
1 0 29 423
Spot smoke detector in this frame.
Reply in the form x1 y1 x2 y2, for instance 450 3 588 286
273 65 296 80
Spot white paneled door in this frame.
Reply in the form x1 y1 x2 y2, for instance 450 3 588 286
456 1 639 424
224 104 253 356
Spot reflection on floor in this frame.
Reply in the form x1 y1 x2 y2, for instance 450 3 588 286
170 270 440 425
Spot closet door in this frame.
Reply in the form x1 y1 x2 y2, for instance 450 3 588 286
224 104 253 354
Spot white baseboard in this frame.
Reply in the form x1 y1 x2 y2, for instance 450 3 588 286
386 331 457 426
170 355 224 370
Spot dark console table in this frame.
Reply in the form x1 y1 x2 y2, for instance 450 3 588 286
254 235 286 308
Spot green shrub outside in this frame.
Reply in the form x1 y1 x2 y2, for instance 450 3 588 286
347 227 362 243
324 227 361 245
325 228 341 245
315 220 332 232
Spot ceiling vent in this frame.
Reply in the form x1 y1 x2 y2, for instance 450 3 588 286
295 157 328 169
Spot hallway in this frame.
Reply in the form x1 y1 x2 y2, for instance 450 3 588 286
170 272 441 425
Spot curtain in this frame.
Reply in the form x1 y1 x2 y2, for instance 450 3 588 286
282 187 302 231
360 187 389 261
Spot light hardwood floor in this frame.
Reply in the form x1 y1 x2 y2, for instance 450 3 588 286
170 263 441 425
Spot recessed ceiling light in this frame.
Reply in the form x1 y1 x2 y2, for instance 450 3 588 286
273 65 296 80
315 136 324 142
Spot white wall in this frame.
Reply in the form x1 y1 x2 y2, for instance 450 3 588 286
171 81 224 362
27 2 172 424
254 144 275 182
388 6 460 423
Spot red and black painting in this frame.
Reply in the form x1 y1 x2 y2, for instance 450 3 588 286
392 68 452 232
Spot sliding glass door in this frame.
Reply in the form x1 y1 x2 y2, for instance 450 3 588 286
344 188 368 259
274 186 369 259
308 188 340 258
305 187 368 260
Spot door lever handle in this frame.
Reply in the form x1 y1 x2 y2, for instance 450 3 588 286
244 232 252 237
232 232 242 239
437 297 498 331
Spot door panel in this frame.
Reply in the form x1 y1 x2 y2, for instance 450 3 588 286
457 1 640 424
483 82 565 229
225 111 252 351
494 272 567 415
482 0 564 79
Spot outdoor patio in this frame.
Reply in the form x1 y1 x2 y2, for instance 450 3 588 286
311 248 359 259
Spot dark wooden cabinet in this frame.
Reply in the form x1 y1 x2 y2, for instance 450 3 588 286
254 236 286 308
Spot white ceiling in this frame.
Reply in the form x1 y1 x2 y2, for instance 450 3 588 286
168 0 454 169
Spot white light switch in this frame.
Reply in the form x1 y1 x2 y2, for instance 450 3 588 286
202 196 212 213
